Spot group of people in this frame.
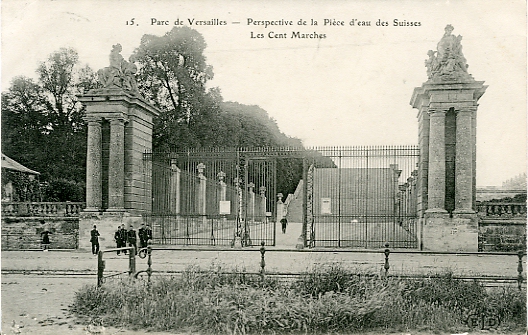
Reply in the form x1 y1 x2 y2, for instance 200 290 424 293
89 223 152 256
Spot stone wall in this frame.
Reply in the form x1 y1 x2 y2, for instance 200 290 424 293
1 216 79 250
479 220 526 252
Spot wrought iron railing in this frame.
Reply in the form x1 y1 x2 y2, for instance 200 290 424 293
1 201 86 216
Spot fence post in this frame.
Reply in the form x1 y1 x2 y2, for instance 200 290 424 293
97 251 105 287
129 246 136 276
147 242 153 285
384 243 390 278
260 241 266 282
518 251 524 291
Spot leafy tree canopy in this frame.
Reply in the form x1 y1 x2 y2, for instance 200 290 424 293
2 48 98 191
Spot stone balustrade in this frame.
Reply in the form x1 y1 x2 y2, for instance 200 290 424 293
1 202 86 217
477 202 527 218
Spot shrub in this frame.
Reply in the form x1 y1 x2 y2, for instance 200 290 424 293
42 178 85 202
70 264 527 334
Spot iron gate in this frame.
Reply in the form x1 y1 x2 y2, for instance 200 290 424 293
304 146 420 249
143 149 280 246
143 146 419 248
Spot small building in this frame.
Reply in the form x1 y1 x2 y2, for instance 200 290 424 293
1 153 40 202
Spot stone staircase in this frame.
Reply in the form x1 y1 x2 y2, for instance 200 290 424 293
284 180 303 223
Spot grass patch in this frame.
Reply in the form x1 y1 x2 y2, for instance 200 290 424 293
71 264 526 334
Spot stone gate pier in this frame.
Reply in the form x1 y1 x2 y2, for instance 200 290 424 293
411 25 487 251
77 44 160 250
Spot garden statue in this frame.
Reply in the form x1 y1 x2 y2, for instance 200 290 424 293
425 25 474 82
97 43 140 95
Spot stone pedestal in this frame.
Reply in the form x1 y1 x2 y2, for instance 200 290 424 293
411 81 487 251
78 88 160 250
422 212 478 252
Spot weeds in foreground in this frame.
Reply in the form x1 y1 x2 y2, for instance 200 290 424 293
71 264 526 334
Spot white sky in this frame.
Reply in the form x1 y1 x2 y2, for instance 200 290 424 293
1 0 526 186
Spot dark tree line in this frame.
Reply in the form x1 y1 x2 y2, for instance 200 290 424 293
2 27 308 201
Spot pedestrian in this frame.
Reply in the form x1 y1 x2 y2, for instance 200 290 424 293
280 217 288 234
114 226 123 255
138 223 153 248
119 224 128 255
146 224 152 245
90 225 100 255
40 220 51 251
127 224 138 255
138 223 147 249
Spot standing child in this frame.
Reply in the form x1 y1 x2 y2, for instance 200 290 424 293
40 221 52 252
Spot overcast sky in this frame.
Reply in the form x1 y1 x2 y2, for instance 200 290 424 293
2 0 526 186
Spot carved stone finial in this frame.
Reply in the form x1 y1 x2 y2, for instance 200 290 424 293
197 163 206 175
96 44 140 95
425 25 474 82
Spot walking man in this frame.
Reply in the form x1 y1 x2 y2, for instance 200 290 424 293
280 217 288 234
90 225 100 255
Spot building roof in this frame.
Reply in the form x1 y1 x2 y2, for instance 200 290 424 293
1 154 40 175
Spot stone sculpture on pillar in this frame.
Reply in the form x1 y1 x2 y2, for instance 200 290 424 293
97 44 140 94
78 43 160 251
425 25 473 83
411 25 487 251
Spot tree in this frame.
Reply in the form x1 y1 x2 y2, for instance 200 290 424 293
216 102 303 148
2 48 98 200
133 26 214 151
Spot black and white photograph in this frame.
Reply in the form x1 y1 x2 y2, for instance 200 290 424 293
1 0 526 334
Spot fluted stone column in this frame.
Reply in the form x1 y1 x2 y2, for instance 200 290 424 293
426 110 447 213
85 117 102 211
471 110 477 210
108 117 126 211
454 107 475 213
